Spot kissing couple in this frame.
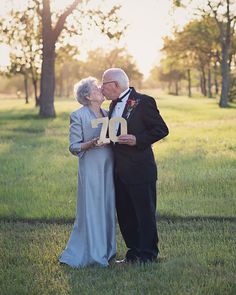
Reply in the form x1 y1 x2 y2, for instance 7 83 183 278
59 67 169 267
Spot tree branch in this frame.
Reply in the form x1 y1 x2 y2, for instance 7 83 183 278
53 0 81 42
207 1 223 37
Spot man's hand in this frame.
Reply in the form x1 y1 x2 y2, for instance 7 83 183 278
118 134 136 146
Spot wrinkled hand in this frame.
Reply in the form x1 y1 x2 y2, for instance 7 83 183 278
118 134 136 146
95 141 109 147
94 138 110 147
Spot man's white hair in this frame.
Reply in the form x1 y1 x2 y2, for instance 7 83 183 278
103 68 129 90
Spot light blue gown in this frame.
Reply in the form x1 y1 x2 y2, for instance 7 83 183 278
59 106 116 267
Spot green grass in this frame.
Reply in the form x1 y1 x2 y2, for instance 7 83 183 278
0 93 236 294
1 221 236 295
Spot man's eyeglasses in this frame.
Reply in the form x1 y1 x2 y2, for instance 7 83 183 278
102 80 116 86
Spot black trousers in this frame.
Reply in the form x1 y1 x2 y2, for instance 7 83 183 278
115 174 159 260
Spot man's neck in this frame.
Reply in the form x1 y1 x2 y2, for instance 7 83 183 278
119 88 130 98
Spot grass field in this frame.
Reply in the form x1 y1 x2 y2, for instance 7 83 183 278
0 93 236 294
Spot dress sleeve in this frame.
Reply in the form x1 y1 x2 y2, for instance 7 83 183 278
69 111 85 158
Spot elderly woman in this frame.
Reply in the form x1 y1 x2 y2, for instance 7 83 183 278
59 77 116 267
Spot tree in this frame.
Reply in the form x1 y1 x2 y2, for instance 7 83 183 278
83 47 143 88
0 2 42 105
178 17 220 98
161 16 221 98
172 0 236 107
38 0 126 117
55 46 143 97
161 37 187 95
37 0 80 117
207 0 236 107
0 0 126 117
55 45 81 97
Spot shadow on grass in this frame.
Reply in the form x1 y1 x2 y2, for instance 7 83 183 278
1 215 235 225
0 109 71 121
228 103 236 109
0 109 39 121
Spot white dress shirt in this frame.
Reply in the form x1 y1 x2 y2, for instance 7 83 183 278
111 88 131 134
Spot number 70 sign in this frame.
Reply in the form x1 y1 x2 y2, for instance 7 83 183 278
91 117 127 144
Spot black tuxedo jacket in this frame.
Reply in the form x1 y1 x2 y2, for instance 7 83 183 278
109 87 169 185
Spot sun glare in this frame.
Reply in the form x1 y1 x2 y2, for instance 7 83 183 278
0 44 10 68
0 0 196 77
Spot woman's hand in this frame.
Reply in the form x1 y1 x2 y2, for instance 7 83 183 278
81 137 99 151
94 141 110 147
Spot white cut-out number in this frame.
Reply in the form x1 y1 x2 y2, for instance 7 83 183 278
91 117 110 144
91 117 127 143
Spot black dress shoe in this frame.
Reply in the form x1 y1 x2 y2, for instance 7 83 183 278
139 256 157 265
115 258 127 265
115 256 138 265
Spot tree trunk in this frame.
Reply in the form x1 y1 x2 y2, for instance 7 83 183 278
208 67 212 98
168 81 171 94
39 0 80 117
66 76 71 97
39 0 56 117
58 70 63 97
214 61 219 95
39 45 56 117
200 67 207 96
24 74 29 104
187 69 191 97
32 77 40 106
219 43 230 107
175 80 179 96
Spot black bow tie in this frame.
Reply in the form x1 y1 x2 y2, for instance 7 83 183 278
116 89 131 103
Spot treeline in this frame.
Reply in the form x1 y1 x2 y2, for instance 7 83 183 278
0 46 143 101
1 0 235 116
148 0 236 107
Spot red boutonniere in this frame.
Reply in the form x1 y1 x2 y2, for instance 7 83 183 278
126 98 140 119
127 99 137 107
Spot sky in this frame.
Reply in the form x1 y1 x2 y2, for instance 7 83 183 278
0 0 195 78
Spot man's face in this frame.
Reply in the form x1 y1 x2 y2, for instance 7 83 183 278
101 75 120 101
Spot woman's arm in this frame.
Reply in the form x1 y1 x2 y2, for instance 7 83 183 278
80 138 98 151
69 111 97 157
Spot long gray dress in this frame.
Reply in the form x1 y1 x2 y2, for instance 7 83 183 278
59 106 116 267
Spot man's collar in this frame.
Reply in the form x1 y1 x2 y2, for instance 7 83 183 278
119 88 130 98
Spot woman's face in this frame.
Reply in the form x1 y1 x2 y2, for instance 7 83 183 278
88 84 104 104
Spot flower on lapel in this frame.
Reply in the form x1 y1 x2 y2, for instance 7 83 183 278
125 98 140 119
127 99 136 107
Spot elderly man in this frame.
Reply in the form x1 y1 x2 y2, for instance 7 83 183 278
101 68 169 264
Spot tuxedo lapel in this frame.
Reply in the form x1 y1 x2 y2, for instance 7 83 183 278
122 88 141 121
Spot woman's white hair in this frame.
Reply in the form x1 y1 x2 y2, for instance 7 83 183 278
74 77 97 105
103 68 129 90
